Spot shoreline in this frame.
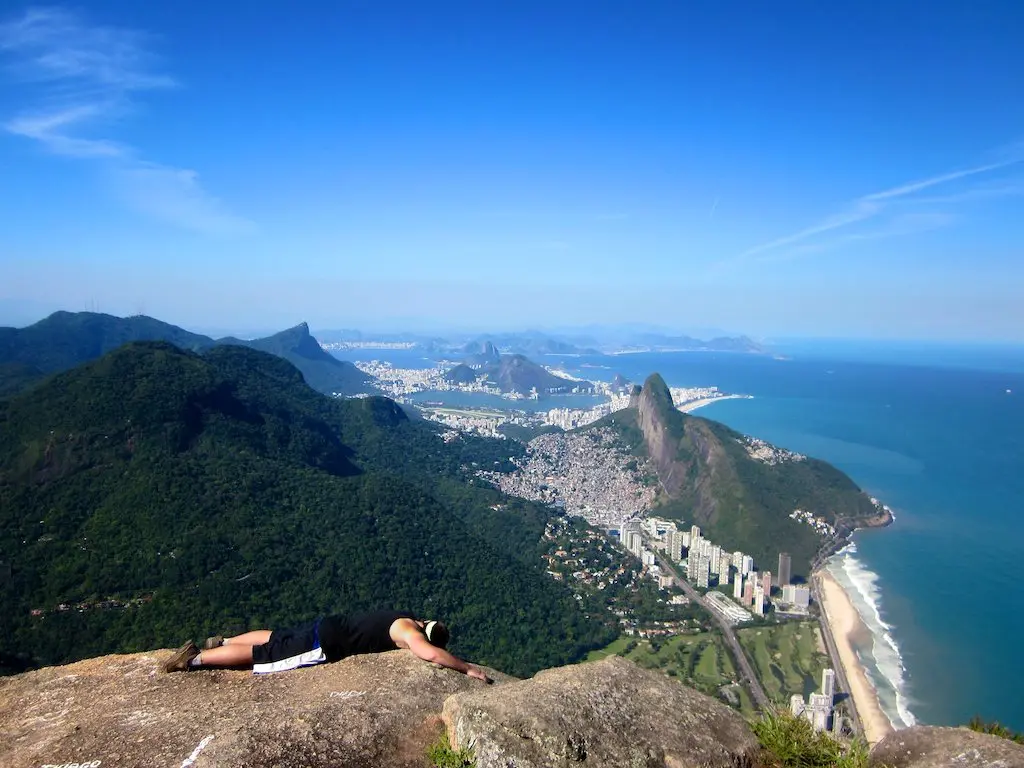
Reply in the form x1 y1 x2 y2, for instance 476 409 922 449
679 394 750 412
815 569 895 745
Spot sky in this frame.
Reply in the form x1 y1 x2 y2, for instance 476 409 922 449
1 1 1022 340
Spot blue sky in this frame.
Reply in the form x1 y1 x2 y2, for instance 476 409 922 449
1 1 1022 339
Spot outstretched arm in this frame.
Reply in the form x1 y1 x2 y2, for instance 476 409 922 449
402 632 492 683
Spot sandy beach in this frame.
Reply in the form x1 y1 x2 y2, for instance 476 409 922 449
679 394 747 412
817 570 894 745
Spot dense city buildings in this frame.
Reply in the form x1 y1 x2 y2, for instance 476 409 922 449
482 429 657 527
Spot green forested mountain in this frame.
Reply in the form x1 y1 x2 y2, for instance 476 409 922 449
0 312 373 397
219 322 373 396
0 312 212 389
0 343 613 676
594 374 888 577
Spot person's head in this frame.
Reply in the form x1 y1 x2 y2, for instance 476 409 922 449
423 619 450 649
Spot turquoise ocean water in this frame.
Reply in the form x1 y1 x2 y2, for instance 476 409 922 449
334 344 1024 729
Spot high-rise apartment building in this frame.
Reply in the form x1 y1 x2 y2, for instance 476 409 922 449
778 552 792 587
669 531 683 561
696 555 710 588
782 584 810 609
709 545 722 575
821 668 836 701
719 551 732 582
733 572 744 599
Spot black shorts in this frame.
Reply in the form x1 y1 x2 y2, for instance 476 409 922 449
251 621 327 674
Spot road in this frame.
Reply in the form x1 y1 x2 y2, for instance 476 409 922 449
649 544 770 711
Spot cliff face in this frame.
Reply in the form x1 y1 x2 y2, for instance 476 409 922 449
0 651 756 768
2 650 1020 768
604 373 888 577
634 373 736 525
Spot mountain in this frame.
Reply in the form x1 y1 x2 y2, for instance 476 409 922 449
0 311 212 392
0 312 374 398
611 373 632 393
481 354 594 396
462 340 501 366
220 322 373 396
617 333 764 353
594 374 890 577
463 333 599 357
444 363 480 385
0 343 613 676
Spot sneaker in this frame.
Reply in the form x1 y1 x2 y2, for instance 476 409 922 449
202 635 224 650
162 641 200 673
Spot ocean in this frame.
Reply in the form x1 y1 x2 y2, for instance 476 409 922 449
333 344 1024 730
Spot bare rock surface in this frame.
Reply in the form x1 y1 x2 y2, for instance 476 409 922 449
0 649 509 768
871 726 1024 768
442 655 759 768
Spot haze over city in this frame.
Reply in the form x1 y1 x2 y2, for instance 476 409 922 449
1 2 1022 339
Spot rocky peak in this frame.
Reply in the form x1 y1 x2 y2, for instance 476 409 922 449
0 651 758 768
2 649 1021 768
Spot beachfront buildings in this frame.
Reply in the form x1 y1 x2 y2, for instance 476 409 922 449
791 669 837 732
781 584 811 610
641 516 793 620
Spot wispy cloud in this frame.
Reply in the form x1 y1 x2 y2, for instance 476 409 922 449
737 153 1023 262
0 6 254 235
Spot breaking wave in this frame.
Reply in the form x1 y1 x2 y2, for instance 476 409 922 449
826 542 917 729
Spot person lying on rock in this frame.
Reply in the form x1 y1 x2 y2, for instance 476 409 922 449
162 609 492 682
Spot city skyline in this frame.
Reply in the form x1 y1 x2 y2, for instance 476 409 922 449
2 2 1022 340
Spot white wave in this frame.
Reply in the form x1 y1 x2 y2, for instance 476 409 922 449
827 547 917 729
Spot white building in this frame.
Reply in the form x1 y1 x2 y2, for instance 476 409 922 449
696 554 710 588
733 572 744 600
782 584 811 609
792 669 836 732
719 551 733 582
821 668 836 700
709 544 723 575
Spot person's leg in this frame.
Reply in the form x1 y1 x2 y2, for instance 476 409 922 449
224 630 272 646
192 643 256 668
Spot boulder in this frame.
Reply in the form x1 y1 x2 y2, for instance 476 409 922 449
871 726 1024 768
0 649 509 768
442 655 759 768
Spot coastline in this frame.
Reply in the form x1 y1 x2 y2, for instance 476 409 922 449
679 394 750 412
816 569 895 745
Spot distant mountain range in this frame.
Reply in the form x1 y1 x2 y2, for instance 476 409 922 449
314 328 764 356
0 312 373 398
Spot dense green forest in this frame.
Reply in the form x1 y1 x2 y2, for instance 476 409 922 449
0 342 614 676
